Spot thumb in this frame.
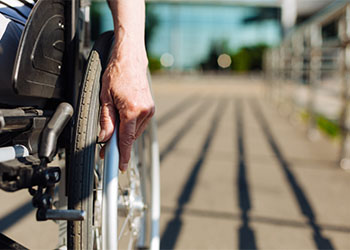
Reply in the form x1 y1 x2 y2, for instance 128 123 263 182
99 101 117 143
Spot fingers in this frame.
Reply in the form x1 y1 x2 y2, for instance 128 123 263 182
99 69 155 172
118 104 154 170
99 101 117 143
118 118 137 171
135 106 154 137
99 145 105 159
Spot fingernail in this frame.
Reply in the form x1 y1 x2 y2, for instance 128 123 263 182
99 149 105 159
120 163 128 173
98 130 106 142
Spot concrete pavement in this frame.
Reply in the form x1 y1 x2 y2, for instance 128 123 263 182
0 74 349 249
153 74 350 249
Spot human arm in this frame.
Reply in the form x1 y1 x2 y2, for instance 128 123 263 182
99 0 155 171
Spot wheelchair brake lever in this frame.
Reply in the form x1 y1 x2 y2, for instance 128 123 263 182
31 102 86 221
39 102 73 162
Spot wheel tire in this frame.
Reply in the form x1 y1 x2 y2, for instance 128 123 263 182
67 50 102 250
67 45 160 249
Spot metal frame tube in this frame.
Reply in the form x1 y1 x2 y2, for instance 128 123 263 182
150 117 160 250
0 145 29 162
102 129 119 250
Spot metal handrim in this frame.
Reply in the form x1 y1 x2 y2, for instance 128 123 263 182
92 130 151 250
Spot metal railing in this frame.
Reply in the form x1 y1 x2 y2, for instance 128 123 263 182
264 1 350 169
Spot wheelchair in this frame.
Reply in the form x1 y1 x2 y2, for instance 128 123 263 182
0 0 160 249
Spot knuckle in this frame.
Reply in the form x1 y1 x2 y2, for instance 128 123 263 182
128 102 137 112
120 111 137 122
141 102 155 116
140 107 150 117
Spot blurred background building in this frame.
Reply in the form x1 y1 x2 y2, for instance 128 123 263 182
91 0 334 72
145 3 280 71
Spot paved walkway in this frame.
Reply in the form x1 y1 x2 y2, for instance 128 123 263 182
0 74 349 249
153 74 350 249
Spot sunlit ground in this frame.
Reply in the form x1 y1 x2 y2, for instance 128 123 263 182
0 73 349 249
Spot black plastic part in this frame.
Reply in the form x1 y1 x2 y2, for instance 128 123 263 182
36 208 47 221
12 0 66 99
13 116 48 154
39 102 73 161
0 159 61 192
0 108 50 157
31 166 61 187
92 31 115 71
33 193 53 209
0 157 39 192
37 209 86 221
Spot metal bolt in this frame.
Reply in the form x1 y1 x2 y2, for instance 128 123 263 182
58 22 64 29
54 172 59 181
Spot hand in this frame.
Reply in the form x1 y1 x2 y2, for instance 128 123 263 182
99 45 155 171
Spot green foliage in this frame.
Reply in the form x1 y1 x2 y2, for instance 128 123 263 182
300 110 310 122
316 116 340 139
145 4 161 73
199 41 268 72
199 40 231 71
300 111 340 139
145 4 159 52
90 1 114 41
148 56 162 73
231 44 268 72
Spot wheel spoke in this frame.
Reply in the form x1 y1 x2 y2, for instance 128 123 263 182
127 233 135 250
118 183 128 207
95 136 156 249
118 212 132 241
94 228 101 250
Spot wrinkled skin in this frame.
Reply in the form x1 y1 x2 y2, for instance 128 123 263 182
99 0 155 171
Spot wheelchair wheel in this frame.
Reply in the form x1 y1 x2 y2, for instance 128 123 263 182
67 47 160 249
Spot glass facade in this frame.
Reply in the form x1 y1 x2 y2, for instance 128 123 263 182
147 4 281 69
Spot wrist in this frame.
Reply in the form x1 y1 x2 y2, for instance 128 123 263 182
112 30 148 67
107 44 148 76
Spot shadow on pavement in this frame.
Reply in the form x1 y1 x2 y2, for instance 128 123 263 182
235 99 257 250
0 200 33 232
161 205 350 233
160 100 227 249
0 233 28 250
160 99 213 163
250 99 334 250
157 94 198 128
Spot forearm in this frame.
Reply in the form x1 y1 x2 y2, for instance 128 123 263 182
101 0 154 171
107 0 148 65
